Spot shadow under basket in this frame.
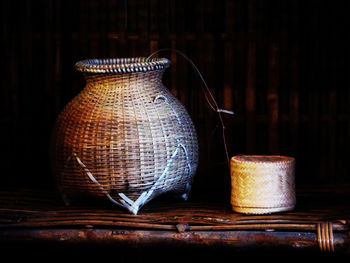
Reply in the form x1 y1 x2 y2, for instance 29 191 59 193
51 57 199 215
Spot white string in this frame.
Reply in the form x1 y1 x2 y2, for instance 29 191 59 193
154 95 182 124
74 153 125 208
73 138 191 214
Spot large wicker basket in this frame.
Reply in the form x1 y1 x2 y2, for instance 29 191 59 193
51 57 199 214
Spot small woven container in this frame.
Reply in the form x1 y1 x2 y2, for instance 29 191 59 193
51 57 198 214
230 155 296 214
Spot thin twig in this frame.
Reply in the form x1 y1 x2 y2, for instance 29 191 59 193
147 48 234 167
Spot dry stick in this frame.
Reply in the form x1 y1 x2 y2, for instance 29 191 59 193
147 49 234 167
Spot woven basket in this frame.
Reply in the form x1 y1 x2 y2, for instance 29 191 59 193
230 155 296 214
51 57 199 214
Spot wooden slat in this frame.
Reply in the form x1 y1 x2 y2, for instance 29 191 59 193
328 43 338 184
0 207 347 231
223 41 233 112
267 42 280 154
2 228 349 253
174 0 186 106
307 11 321 182
290 44 300 157
245 0 257 153
108 0 118 59
246 42 256 154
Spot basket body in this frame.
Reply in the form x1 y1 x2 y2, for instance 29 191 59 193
230 155 296 214
51 58 198 213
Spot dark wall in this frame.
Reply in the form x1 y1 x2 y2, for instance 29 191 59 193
1 0 349 197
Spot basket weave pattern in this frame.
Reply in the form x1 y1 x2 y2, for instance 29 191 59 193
51 57 198 214
230 155 296 214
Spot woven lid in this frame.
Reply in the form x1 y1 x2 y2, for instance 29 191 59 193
231 155 294 164
75 57 170 74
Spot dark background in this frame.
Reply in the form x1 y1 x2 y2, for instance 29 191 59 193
1 0 350 200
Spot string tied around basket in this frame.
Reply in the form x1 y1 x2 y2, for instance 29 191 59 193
73 137 191 215
71 92 193 215
147 48 234 166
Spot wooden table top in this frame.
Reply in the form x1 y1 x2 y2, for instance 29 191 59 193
0 186 349 253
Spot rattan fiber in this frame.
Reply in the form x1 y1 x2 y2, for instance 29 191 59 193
51 57 198 214
230 155 296 214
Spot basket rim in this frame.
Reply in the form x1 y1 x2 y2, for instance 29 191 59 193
75 57 170 74
231 155 295 164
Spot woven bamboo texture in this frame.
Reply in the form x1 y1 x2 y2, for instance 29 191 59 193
51 57 198 214
230 155 296 214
